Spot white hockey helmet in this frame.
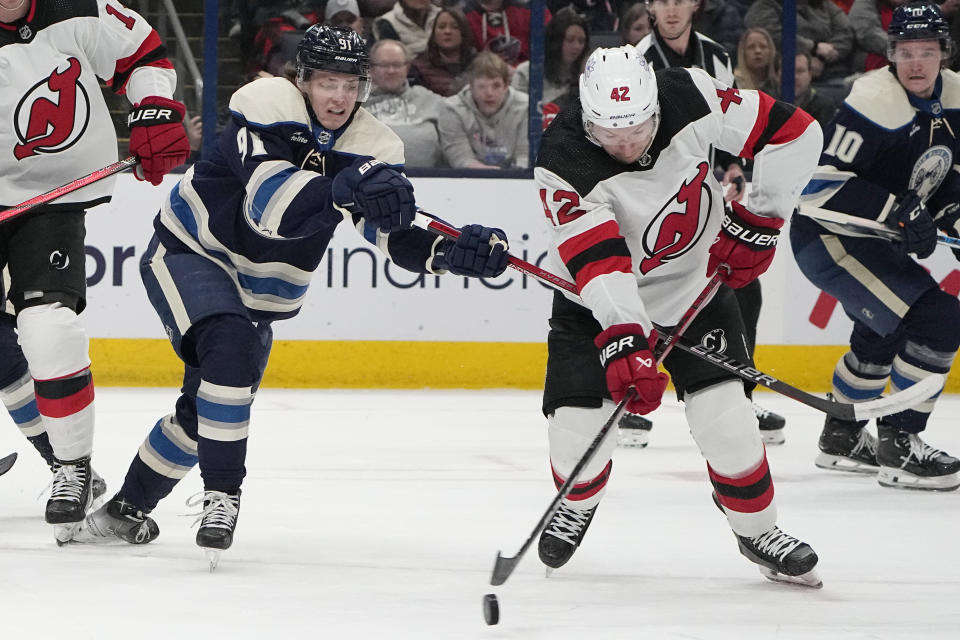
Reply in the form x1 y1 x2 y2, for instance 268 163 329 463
579 45 659 143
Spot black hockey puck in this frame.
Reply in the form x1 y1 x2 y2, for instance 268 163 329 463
482 593 500 625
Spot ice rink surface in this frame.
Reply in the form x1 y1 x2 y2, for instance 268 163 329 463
0 388 958 639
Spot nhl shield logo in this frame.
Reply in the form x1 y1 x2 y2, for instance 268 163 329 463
18 25 31 40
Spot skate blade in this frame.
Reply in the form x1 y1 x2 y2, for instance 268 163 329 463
205 548 222 572
760 430 785 446
878 468 960 492
759 566 823 589
544 567 555 579
815 453 880 475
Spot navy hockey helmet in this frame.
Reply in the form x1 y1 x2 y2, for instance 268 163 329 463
887 2 953 62
296 24 372 102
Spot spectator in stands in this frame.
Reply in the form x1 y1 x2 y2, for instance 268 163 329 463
410 8 477 97
849 0 907 72
512 8 590 104
248 1 321 79
373 0 442 57
790 51 837 127
325 0 366 34
733 27 779 90
438 51 530 168
745 0 855 84
366 40 445 167
620 2 652 45
693 0 744 58
464 0 551 65
548 0 618 30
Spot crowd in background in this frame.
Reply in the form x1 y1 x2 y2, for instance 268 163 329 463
221 0 960 169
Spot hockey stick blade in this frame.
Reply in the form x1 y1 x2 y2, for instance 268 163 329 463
0 156 138 224
664 335 944 420
799 204 960 249
0 452 17 477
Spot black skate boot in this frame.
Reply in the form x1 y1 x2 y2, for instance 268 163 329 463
538 502 597 573
753 403 786 446
46 456 92 524
70 495 160 545
617 412 653 448
815 416 879 474
736 526 821 588
190 490 241 570
876 423 960 491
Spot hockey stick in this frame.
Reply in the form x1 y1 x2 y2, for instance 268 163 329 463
414 211 944 421
799 204 960 249
0 452 16 477
487 272 724 587
0 156 138 224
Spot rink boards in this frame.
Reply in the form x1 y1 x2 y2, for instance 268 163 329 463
80 174 960 391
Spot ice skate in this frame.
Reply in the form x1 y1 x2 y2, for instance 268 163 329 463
188 490 241 571
815 416 879 474
753 403 786 446
538 501 597 574
46 457 95 543
69 495 159 545
736 526 821 588
617 412 653 448
876 424 960 491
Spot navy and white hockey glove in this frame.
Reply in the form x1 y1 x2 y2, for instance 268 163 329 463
332 157 416 233
887 190 937 259
433 224 509 277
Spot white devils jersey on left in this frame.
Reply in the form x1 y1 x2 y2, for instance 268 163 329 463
0 0 176 208
535 67 822 334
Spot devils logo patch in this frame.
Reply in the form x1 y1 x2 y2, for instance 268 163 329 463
639 161 712 274
13 57 91 160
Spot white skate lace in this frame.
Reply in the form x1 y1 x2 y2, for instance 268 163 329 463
750 527 801 561
49 463 87 503
752 403 771 420
544 502 591 546
851 429 878 456
186 491 239 531
905 434 948 465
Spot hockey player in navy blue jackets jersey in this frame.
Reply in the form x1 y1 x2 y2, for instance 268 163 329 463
0 0 189 543
68 25 510 560
794 2 960 491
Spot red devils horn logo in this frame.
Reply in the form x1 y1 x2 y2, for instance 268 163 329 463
14 57 91 160
639 162 712 274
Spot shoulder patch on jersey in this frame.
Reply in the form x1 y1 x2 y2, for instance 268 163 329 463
939 69 960 110
229 77 311 129
845 69 913 131
335 108 405 166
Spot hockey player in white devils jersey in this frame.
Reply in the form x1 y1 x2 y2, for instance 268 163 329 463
534 46 824 586
69 25 509 561
793 2 960 491
0 0 189 540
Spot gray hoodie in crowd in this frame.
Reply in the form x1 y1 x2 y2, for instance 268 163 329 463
365 82 444 168
438 85 530 169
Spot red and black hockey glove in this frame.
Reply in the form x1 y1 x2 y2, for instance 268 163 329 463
594 324 669 415
128 96 191 186
332 157 417 233
887 190 937 259
708 201 784 288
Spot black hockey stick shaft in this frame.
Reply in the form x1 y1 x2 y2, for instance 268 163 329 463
0 156 138 224
488 273 722 586
0 452 17 477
